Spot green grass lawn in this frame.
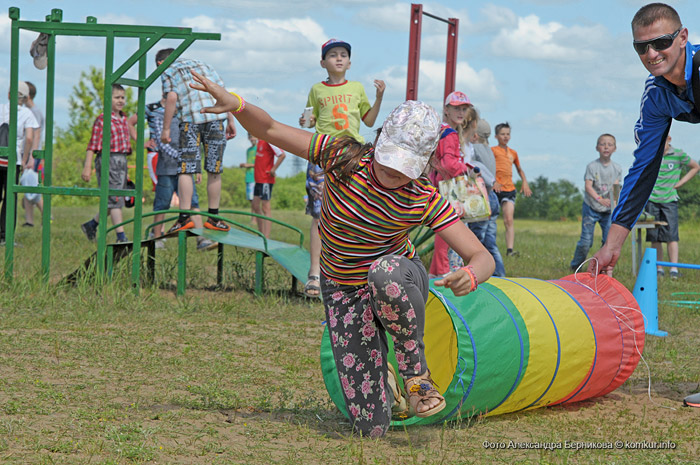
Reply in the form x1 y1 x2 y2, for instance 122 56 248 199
0 207 698 464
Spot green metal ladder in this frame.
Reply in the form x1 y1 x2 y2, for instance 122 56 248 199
3 6 219 292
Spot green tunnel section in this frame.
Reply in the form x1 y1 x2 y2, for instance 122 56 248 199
320 274 644 427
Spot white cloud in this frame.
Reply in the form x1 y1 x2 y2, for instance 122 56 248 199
176 15 326 79
355 2 411 32
479 4 517 31
490 14 606 62
409 59 500 107
97 14 140 25
529 109 625 132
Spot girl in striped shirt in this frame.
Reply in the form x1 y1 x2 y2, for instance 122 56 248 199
189 71 495 438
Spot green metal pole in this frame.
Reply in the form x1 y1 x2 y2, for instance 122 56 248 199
96 32 116 274
40 31 57 281
4 7 20 280
177 231 187 296
255 252 264 296
217 242 224 287
130 36 147 293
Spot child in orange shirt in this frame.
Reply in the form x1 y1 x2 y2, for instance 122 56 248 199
491 122 531 256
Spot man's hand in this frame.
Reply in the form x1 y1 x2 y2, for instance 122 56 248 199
588 244 619 277
520 181 532 197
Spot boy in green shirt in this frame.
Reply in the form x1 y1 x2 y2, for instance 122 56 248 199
299 38 386 297
239 133 258 221
645 136 700 279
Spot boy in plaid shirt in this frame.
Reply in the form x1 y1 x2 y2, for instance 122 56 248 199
80 84 136 243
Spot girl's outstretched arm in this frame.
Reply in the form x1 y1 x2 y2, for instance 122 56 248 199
189 70 312 160
433 221 495 296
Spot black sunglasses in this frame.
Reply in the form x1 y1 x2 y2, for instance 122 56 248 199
633 27 682 55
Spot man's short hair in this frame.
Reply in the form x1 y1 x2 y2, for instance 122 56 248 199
25 81 37 100
631 3 681 31
112 83 125 93
494 122 511 135
155 48 174 65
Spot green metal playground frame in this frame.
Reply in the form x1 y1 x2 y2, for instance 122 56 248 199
3 6 219 291
98 210 307 296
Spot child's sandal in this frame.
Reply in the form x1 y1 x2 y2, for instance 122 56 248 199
387 364 409 419
405 374 446 418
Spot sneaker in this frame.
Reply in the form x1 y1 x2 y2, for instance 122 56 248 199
657 269 665 278
683 392 700 408
506 250 520 257
21 222 33 227
155 239 166 249
204 217 230 232
167 218 195 234
81 220 97 241
197 238 218 251
670 270 681 280
116 236 129 244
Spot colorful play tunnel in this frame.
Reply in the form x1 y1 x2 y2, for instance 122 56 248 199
320 274 644 426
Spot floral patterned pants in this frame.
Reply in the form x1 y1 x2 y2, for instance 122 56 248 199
321 254 429 438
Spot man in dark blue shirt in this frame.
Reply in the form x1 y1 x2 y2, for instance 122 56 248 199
592 2 699 409
592 3 698 274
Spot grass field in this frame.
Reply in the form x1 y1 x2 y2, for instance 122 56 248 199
1 207 698 464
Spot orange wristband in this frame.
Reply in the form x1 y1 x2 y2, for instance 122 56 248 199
461 265 478 293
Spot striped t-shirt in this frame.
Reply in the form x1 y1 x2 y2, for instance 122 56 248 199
309 133 459 285
649 146 691 203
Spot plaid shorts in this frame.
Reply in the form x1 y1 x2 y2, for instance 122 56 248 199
178 120 227 175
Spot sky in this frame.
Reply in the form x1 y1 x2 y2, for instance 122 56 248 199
2 0 700 188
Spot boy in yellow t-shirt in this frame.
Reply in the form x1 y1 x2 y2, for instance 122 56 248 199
299 38 386 297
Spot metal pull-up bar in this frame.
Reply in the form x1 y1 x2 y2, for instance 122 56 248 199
406 3 459 102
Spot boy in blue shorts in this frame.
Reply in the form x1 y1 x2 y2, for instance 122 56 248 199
298 38 386 297
143 97 215 251
156 49 236 234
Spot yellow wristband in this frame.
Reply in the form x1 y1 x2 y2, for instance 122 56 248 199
229 92 246 114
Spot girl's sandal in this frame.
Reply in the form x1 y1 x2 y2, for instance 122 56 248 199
304 274 321 298
387 364 409 419
405 375 446 418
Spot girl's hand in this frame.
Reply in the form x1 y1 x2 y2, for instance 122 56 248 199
189 70 239 114
434 268 474 296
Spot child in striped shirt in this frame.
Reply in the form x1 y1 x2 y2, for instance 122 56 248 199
189 71 494 438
